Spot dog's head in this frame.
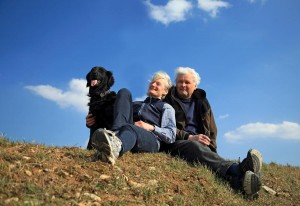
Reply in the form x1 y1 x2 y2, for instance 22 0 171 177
86 66 115 97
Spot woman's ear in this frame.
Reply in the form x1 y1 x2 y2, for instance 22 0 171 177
164 88 168 94
162 88 168 98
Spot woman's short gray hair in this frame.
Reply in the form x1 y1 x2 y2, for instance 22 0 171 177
150 71 172 90
175 67 201 86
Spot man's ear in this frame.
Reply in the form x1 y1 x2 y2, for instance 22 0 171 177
194 84 197 90
106 71 115 87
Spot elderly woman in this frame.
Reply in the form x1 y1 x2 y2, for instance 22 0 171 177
89 71 176 165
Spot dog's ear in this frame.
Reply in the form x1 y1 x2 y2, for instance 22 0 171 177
86 72 91 87
106 71 115 87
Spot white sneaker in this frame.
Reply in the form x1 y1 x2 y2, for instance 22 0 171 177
91 128 122 165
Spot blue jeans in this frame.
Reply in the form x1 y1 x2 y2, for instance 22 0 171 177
111 88 159 155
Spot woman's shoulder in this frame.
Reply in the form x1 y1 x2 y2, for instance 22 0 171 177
162 102 175 111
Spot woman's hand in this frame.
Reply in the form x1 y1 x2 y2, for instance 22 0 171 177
86 113 96 127
134 120 155 131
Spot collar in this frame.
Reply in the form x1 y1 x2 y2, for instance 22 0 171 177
145 96 161 102
100 90 110 98
170 86 206 99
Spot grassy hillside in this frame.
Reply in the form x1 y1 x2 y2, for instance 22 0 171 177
0 136 299 206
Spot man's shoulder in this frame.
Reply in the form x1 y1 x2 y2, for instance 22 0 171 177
193 88 206 98
164 87 175 102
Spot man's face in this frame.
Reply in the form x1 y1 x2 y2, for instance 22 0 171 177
176 73 197 99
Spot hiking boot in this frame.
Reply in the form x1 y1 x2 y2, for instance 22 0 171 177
242 171 262 196
91 128 122 165
240 149 262 174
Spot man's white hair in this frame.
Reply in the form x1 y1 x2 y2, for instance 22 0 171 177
175 67 201 86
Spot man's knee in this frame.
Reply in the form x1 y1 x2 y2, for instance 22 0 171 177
190 141 211 152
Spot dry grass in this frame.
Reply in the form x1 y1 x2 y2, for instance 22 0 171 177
0 136 299 206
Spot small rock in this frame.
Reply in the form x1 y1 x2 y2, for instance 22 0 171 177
25 170 32 176
9 164 16 170
277 191 291 197
262 185 277 196
129 180 144 188
23 156 31 160
148 180 158 187
60 170 69 177
83 174 91 179
5 197 19 204
122 174 129 182
100 174 110 180
43 168 50 172
83 192 101 202
149 166 156 171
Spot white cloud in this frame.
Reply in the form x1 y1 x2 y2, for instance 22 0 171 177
197 0 230 18
145 0 193 25
25 78 89 113
225 121 300 143
247 0 267 4
219 113 229 119
134 95 147 101
144 0 267 24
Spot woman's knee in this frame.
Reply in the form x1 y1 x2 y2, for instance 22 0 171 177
116 88 132 103
120 124 136 133
118 88 131 97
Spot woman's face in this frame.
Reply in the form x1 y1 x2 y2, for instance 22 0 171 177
148 78 168 99
175 73 197 99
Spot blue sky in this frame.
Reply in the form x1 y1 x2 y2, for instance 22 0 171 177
1 0 300 166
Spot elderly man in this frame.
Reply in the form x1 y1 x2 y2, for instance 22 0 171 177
162 67 263 197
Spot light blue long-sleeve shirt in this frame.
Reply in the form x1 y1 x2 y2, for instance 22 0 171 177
153 103 176 144
133 97 176 146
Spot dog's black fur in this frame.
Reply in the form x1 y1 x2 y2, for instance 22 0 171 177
86 66 116 149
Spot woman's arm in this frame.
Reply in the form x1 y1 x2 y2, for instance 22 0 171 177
86 113 96 128
153 103 176 144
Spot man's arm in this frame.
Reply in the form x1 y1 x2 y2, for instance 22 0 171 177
201 105 217 152
208 108 217 151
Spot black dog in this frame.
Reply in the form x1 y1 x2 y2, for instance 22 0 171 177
86 66 116 149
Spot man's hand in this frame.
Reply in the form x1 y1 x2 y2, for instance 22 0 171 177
134 120 155 131
86 113 96 127
188 134 211 146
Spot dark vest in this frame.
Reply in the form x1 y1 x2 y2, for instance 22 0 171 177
133 97 165 127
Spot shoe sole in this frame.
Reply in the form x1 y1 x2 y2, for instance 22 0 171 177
249 149 263 173
241 149 263 174
243 171 262 195
91 128 116 165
